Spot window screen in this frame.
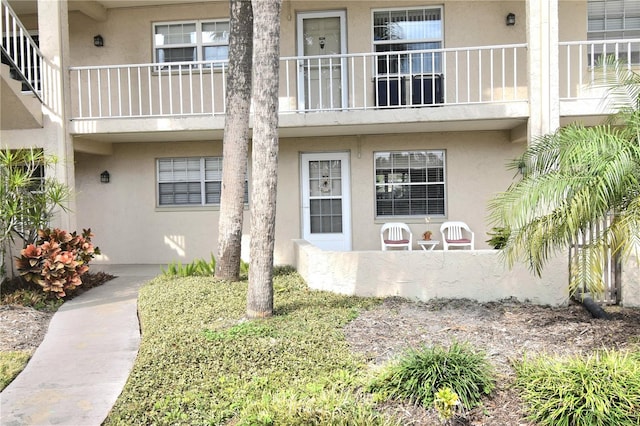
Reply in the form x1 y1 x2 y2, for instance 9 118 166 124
375 150 446 217
157 157 247 206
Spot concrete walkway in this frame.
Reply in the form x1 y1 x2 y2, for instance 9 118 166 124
1 265 161 426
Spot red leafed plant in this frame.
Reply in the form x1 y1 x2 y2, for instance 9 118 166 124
15 228 100 298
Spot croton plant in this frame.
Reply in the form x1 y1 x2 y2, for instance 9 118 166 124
16 228 100 298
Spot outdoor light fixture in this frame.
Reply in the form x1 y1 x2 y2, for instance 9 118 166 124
506 13 516 26
100 170 110 183
94 35 104 47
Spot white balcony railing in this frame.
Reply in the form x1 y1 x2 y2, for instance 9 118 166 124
0 0 43 100
67 39 640 121
559 38 640 100
69 43 528 120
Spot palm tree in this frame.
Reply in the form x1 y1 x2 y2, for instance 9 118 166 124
215 0 253 281
488 61 640 297
247 0 282 318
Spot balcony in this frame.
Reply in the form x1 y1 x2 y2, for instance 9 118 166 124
68 44 528 140
62 39 640 140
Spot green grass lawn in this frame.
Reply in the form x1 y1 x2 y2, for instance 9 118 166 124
0 351 31 391
104 271 399 426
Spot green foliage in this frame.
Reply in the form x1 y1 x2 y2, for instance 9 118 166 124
0 148 72 277
515 349 640 426
104 273 386 425
0 351 31 391
0 288 63 311
273 264 296 276
485 227 510 250
238 388 400 426
433 387 461 422
15 228 99 298
162 255 279 280
162 254 217 277
488 63 640 297
202 321 275 342
368 341 495 410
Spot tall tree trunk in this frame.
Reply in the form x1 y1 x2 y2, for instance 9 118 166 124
247 0 281 318
215 0 253 281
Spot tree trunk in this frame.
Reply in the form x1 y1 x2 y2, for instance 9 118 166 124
215 0 253 281
247 0 281 318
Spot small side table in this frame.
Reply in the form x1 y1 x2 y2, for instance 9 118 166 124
417 240 439 251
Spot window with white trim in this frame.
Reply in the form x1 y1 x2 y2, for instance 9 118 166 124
588 0 640 40
153 19 229 67
588 0 640 64
372 7 443 75
157 157 247 206
375 150 445 217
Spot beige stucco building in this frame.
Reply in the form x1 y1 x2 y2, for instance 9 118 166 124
2 0 638 306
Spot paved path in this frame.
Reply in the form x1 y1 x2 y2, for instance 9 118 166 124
1 265 161 426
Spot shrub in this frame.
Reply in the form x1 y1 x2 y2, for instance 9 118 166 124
515 349 640 426
162 255 252 278
162 254 217 277
368 341 495 410
0 288 63 311
0 148 72 277
434 387 461 422
15 228 99 298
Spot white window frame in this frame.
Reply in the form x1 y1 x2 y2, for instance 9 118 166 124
153 19 230 68
587 0 640 65
374 150 446 218
371 6 444 76
588 0 640 40
156 157 247 207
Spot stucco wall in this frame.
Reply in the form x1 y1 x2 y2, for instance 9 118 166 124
621 256 640 307
294 240 570 306
74 141 252 264
75 130 523 265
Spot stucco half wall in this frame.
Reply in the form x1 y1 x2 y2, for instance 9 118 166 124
621 256 640 307
294 240 569 306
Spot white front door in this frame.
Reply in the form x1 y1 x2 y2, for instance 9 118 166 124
297 11 347 111
301 152 352 251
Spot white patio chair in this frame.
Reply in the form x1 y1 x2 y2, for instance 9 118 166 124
380 222 413 251
440 221 475 250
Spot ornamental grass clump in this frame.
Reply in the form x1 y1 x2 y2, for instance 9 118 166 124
515 349 640 426
368 341 495 410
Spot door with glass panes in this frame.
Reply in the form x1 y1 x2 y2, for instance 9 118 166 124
301 153 351 251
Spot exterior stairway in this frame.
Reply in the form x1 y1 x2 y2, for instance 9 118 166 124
0 61 42 130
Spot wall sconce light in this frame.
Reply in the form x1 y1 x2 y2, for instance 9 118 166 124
319 36 325 49
94 35 104 47
506 13 516 26
100 170 110 183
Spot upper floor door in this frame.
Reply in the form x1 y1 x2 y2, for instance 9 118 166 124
296 11 347 111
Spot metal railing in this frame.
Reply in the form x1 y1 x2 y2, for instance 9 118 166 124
69 43 528 120
568 214 620 305
559 38 640 100
0 0 42 101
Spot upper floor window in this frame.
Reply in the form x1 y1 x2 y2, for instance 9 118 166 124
373 7 443 75
153 20 229 67
588 0 640 40
375 150 446 217
157 157 247 207
588 0 640 64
